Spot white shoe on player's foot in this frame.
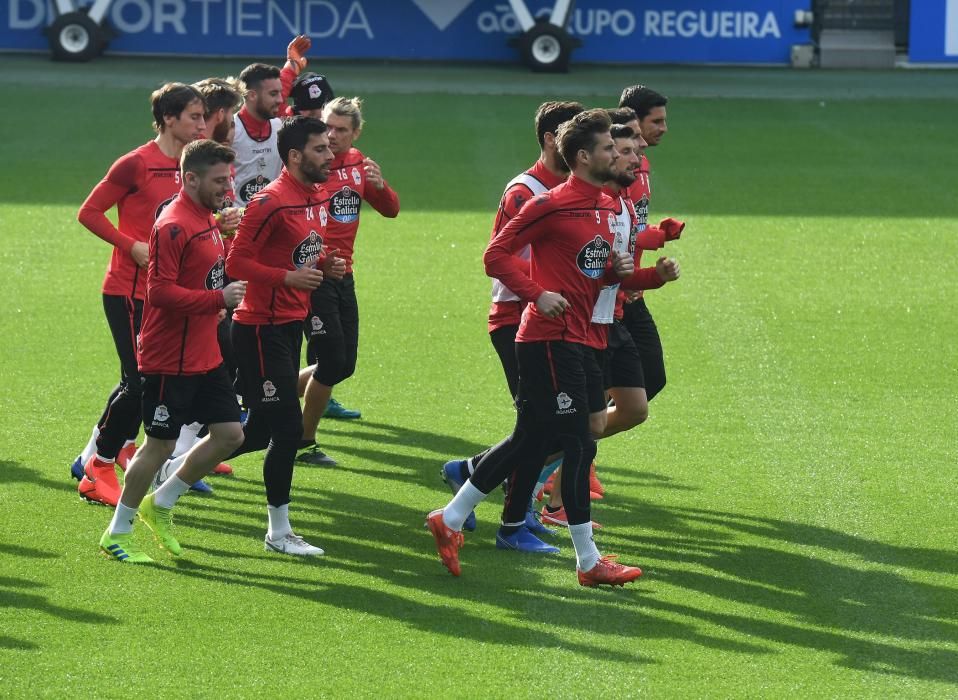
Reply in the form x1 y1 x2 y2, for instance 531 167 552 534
264 532 324 557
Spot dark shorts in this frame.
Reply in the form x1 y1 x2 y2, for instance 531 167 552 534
142 364 241 440
621 296 666 400
232 320 303 412
489 324 520 400
306 274 359 386
603 320 645 390
516 340 607 423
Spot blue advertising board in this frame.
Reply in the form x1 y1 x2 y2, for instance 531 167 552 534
3 0 809 64
909 0 958 63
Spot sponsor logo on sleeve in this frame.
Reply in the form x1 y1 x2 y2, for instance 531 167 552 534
576 235 612 279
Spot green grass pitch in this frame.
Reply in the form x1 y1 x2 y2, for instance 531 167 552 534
0 55 956 697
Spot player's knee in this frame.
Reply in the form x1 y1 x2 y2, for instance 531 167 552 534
268 405 304 444
314 348 348 386
212 423 245 452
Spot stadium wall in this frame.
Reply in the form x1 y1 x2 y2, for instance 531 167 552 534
3 0 811 64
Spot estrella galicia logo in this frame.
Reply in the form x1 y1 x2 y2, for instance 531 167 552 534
633 195 649 229
576 235 611 279
205 255 225 291
331 186 361 224
292 230 323 268
155 194 177 220
239 175 271 203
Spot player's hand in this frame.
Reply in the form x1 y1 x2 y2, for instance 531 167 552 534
217 309 227 322
659 217 685 241
655 256 681 282
286 35 311 74
535 291 569 318
610 250 634 279
130 241 149 269
215 207 243 237
623 290 642 303
222 280 247 307
285 265 324 290
321 248 346 280
363 158 385 190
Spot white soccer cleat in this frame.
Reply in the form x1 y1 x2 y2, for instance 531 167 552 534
264 532 325 557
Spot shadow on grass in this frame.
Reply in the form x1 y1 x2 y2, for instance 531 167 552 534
322 420 488 460
0 460 76 494
0 575 118 626
0 635 39 651
144 439 958 683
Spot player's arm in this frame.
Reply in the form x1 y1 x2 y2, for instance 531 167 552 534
279 35 311 117
148 223 226 313
77 153 146 262
483 195 554 303
618 256 680 290
635 224 666 250
360 157 400 217
225 196 289 287
658 217 685 241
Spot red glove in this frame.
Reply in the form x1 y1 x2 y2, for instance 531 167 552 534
286 35 311 75
659 217 686 241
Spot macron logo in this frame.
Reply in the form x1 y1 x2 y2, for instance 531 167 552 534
410 0 474 30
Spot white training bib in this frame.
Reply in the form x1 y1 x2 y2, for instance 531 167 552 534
491 172 550 303
591 196 633 324
232 114 283 206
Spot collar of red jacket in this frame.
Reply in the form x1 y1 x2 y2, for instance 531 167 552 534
237 106 272 141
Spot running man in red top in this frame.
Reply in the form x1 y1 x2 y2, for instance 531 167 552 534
427 110 644 587
226 116 345 557
617 86 685 403
440 100 582 537
73 83 206 507
296 96 400 465
98 140 247 563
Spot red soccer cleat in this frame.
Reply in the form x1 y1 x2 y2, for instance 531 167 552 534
589 462 605 497
116 443 137 472
540 505 602 529
426 509 464 577
577 555 642 587
537 471 602 501
211 462 234 475
78 457 121 507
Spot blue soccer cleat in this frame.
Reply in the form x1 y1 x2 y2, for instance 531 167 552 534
70 456 84 481
190 479 213 494
441 460 476 532
524 507 557 537
324 397 361 420
495 527 559 554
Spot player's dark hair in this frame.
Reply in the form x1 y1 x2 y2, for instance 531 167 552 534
151 82 205 132
618 85 668 120
277 116 328 166
555 109 612 171
607 106 638 125
194 77 243 117
181 139 235 178
610 124 635 140
534 101 584 149
239 63 281 92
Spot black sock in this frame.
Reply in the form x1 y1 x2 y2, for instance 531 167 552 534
498 524 522 536
545 505 561 513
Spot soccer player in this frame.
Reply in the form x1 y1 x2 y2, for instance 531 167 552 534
98 140 247 563
426 110 644 587
441 100 582 538
296 97 400 465
195 77 243 147
225 116 345 557
232 63 284 206
73 83 206 506
539 123 682 525
616 86 682 402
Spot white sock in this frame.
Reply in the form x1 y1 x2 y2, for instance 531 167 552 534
80 426 100 464
442 480 486 531
109 503 139 535
267 503 292 541
172 422 203 459
569 522 601 572
153 475 191 509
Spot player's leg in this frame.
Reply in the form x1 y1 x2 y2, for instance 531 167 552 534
299 279 345 465
624 297 666 401
78 295 143 505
